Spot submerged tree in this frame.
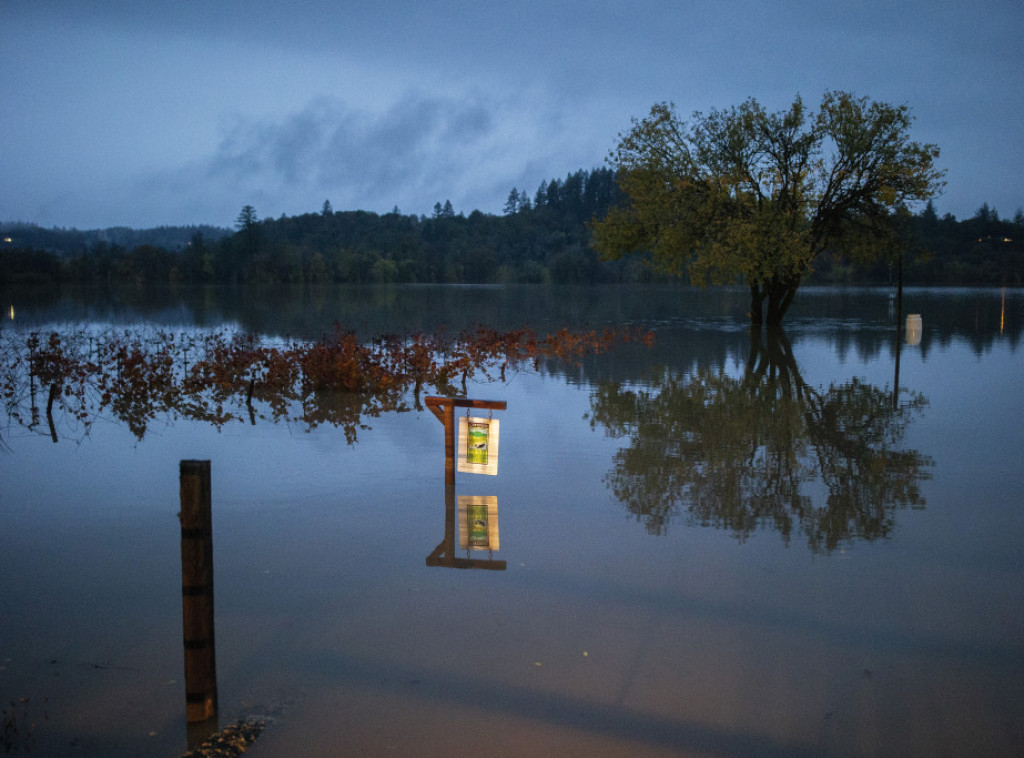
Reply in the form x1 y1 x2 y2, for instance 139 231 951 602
588 328 931 551
592 91 945 325
1 325 651 445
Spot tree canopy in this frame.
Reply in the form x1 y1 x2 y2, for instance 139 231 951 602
591 91 946 325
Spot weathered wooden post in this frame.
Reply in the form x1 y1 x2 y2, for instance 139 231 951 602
442 401 456 486
179 460 218 724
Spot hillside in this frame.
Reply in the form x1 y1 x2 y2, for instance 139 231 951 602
1 175 1021 287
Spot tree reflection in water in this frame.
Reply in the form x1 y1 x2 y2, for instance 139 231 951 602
1 325 651 445
589 328 931 552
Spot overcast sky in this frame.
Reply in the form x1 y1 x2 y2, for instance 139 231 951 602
2 1 1021 230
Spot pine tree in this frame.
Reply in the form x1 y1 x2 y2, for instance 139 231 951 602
504 188 520 215
534 181 548 207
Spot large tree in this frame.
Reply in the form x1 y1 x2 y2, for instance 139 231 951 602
592 92 945 325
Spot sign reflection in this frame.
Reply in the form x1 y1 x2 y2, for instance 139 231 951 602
427 486 506 571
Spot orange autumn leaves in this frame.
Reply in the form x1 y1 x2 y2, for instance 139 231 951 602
2 325 653 443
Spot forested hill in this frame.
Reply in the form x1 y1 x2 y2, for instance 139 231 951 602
0 222 231 255
2 169 645 286
1 170 1022 286
814 202 1023 286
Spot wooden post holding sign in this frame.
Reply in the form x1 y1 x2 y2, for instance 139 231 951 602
179 460 218 724
424 397 506 485
424 397 508 571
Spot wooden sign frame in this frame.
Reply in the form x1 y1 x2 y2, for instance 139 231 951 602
424 396 506 485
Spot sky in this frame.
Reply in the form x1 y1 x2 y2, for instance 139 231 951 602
2 0 1022 230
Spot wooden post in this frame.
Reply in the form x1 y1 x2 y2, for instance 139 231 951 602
179 460 218 724
442 402 455 486
423 397 508 571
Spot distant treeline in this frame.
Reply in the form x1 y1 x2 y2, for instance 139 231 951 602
813 201 1024 286
0 222 230 256
2 170 1021 286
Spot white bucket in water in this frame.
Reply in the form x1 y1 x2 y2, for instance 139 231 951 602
906 313 922 346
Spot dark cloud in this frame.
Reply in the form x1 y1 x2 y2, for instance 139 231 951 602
2 0 1021 227
119 91 573 224
201 93 500 212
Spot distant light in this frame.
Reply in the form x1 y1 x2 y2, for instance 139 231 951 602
906 314 922 346
3 237 11 243
8 305 13 321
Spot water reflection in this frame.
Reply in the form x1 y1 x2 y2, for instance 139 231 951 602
426 486 506 571
5 283 1018 353
589 328 932 551
1 326 641 446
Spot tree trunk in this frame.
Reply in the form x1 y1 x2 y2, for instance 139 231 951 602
765 293 783 327
765 277 800 327
748 285 766 326
749 277 801 327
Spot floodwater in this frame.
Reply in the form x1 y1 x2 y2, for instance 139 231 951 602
1 284 1022 757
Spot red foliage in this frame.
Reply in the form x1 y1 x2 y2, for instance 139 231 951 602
1 324 653 443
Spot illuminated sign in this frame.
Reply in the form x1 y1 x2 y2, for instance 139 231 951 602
457 416 500 475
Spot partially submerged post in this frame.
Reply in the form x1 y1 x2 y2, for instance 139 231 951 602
424 397 508 571
179 460 218 725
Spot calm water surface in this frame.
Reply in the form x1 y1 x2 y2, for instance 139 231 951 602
1 285 1022 757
